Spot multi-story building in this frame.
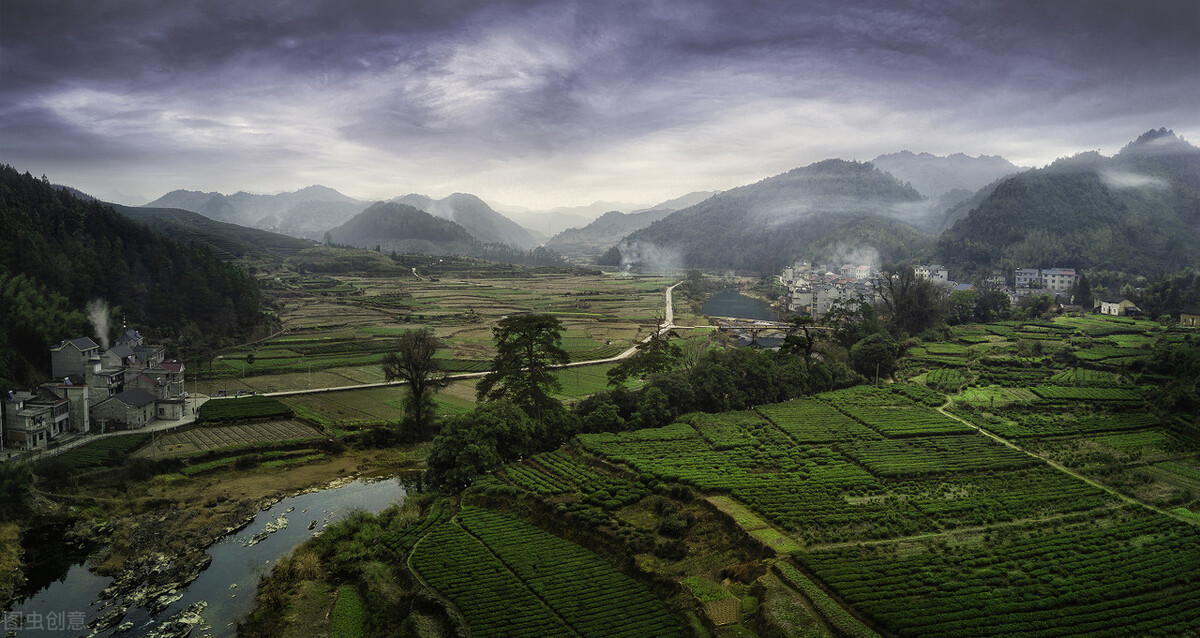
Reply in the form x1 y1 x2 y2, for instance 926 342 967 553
1015 268 1041 287
50 337 101 378
914 265 949 283
1041 268 1077 294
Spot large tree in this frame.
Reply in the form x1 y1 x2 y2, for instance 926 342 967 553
874 265 948 336
382 327 447 428
476 314 570 419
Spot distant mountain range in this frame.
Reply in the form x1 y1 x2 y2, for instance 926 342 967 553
144 186 542 250
871 151 1023 202
543 191 717 259
326 201 480 255
325 202 563 265
135 128 1198 279
113 205 314 262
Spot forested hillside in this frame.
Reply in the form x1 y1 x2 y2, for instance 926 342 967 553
113 205 314 262
938 128 1200 277
601 159 933 272
0 166 271 387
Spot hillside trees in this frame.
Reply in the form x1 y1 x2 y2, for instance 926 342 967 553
0 165 271 384
423 401 540 490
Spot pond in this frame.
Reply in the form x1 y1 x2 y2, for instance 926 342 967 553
6 474 412 637
701 288 777 321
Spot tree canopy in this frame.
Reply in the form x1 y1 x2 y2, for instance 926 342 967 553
382 327 447 429
476 314 570 419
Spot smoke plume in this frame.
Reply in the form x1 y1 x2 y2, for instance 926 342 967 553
89 299 111 349
617 241 684 274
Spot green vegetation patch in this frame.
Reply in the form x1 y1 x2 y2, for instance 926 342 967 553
798 512 1200 637
410 507 682 637
199 396 293 422
684 577 732 602
330 585 366 638
55 434 150 468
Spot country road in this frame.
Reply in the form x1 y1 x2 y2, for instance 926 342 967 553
225 281 685 399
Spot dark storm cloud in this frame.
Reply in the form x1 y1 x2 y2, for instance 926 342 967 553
1 0 1196 206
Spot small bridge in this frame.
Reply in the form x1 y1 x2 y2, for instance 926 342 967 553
708 316 833 343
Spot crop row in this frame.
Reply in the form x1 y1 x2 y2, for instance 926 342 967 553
773 562 878 638
832 403 975 438
55 434 150 468
756 400 881 443
838 437 1038 478
797 513 1200 637
380 501 454 556
409 520 577 637
1029 385 1144 402
504 464 573 495
454 507 683 637
950 407 1160 438
688 411 766 448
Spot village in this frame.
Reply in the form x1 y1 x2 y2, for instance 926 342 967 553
1 328 193 457
780 262 1159 320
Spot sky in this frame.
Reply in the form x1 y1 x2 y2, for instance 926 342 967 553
2 0 1198 210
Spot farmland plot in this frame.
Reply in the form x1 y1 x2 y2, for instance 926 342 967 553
409 507 682 637
132 420 322 458
798 511 1200 637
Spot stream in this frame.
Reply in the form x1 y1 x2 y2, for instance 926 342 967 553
6 475 412 637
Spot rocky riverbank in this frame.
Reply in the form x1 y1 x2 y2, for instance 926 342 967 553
12 445 423 635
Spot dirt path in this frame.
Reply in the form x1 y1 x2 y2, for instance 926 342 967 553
934 401 1196 525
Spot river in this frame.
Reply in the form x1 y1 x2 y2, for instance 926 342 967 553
701 288 777 321
6 475 411 637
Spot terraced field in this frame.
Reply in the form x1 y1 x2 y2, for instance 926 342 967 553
409 507 683 638
132 420 323 458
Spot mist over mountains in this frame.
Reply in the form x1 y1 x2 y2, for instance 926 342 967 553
131 128 1198 279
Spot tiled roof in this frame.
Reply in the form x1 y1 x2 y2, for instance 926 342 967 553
59 336 100 351
113 388 156 407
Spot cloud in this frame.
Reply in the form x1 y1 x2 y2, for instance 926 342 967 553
1 0 1197 208
1099 170 1169 191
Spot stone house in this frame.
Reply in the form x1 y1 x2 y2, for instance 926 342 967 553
1179 306 1199 327
50 337 101 378
93 388 158 430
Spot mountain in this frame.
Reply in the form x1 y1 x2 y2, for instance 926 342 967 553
144 186 368 241
113 205 315 262
0 165 270 386
937 128 1200 277
871 151 1023 202
391 193 539 249
544 191 718 260
328 202 566 266
600 160 932 272
496 201 647 237
327 202 480 255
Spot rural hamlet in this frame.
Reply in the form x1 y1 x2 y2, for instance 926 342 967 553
2 329 187 454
